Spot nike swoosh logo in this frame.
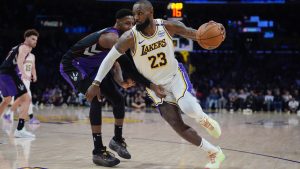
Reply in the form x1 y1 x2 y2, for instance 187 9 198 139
138 40 145 44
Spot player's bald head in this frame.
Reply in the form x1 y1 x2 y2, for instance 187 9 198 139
134 0 153 11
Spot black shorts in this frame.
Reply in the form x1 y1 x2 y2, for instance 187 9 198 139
59 63 119 96
0 72 27 98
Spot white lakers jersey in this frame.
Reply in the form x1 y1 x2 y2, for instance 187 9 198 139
131 19 178 85
24 53 35 77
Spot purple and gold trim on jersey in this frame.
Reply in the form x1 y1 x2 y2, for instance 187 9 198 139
59 64 77 92
177 63 193 102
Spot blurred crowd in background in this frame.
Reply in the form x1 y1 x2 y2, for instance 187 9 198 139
0 0 299 113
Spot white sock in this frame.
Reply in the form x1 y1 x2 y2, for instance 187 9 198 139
5 109 12 115
200 138 219 153
28 103 33 115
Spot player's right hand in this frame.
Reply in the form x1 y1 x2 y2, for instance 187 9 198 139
85 81 101 102
150 83 166 98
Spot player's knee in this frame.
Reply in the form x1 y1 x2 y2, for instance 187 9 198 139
178 97 206 119
2 97 12 105
111 95 125 107
19 93 30 103
113 108 125 119
178 99 193 114
89 110 102 125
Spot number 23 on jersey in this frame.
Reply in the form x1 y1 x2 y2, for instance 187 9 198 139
148 52 167 69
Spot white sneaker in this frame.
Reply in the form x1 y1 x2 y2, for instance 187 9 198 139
205 146 225 169
14 128 35 138
199 117 221 139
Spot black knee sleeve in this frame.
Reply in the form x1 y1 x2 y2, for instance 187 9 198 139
89 97 102 125
112 96 125 119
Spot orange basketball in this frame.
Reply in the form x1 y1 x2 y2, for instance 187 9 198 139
196 21 226 50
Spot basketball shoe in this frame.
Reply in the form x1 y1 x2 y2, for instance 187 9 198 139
93 147 120 167
199 117 221 138
29 117 40 124
205 146 225 169
14 128 35 138
109 137 131 159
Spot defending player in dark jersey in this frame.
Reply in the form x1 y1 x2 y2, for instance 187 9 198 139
0 29 38 138
60 9 163 167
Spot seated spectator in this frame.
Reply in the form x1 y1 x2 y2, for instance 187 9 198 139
273 89 283 112
131 92 146 110
67 92 79 106
288 97 299 113
245 90 257 112
207 87 219 110
264 90 274 112
50 85 64 106
226 97 238 113
218 88 227 111
282 90 292 112
41 87 52 105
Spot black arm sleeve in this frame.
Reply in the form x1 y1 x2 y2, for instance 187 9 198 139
117 52 152 88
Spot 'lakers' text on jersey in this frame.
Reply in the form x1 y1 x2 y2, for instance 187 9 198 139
131 19 178 85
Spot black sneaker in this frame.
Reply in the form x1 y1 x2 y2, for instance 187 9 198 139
109 137 131 159
93 147 120 167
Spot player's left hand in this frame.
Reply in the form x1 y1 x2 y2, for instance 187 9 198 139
218 23 226 39
121 78 136 89
32 75 37 82
85 81 101 102
150 83 166 98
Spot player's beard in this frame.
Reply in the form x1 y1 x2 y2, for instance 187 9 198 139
136 18 150 31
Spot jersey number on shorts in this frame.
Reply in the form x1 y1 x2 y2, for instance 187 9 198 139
148 52 167 69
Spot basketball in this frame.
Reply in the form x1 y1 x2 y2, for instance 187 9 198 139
196 21 226 50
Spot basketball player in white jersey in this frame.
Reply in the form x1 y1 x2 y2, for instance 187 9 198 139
0 29 38 138
4 53 40 124
86 0 225 168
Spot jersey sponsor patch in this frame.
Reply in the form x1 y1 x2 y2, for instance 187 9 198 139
158 30 165 37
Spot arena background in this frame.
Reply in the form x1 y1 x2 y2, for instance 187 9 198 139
0 0 299 112
0 1 300 169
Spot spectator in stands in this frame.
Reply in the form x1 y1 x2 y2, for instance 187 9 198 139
67 91 79 106
282 90 292 112
264 89 274 112
207 87 219 110
218 88 227 111
131 91 146 110
244 90 256 112
273 89 283 112
288 96 299 113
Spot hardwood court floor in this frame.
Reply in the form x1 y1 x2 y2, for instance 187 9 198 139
0 106 300 169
